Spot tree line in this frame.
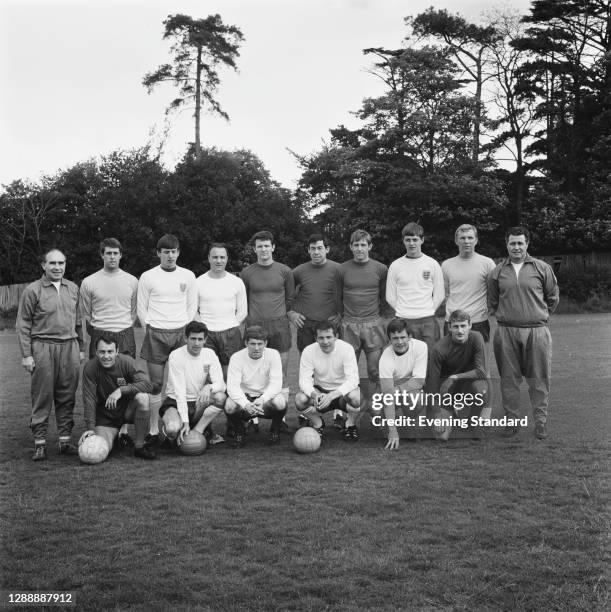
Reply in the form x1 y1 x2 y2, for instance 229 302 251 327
1 0 609 285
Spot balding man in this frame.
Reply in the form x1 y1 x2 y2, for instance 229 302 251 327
17 248 85 460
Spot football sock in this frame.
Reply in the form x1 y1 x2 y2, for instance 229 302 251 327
345 406 359 428
134 406 149 448
479 406 492 420
303 406 323 428
271 408 287 432
194 406 222 434
149 394 162 435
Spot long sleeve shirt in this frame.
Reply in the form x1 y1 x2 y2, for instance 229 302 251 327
196 272 247 331
386 254 444 319
426 332 487 394
16 275 84 357
379 339 428 389
292 260 342 321
165 346 226 423
299 339 359 397
80 269 138 331
137 265 197 329
82 354 153 430
241 262 295 321
441 253 496 323
488 256 559 327
340 259 389 319
227 347 282 408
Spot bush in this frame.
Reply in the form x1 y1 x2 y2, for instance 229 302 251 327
556 265 611 303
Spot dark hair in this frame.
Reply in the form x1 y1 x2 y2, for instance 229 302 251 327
208 242 228 256
449 309 471 324
95 334 117 350
185 321 208 337
505 226 530 242
157 234 180 251
386 318 414 338
99 238 122 255
308 233 328 247
314 320 337 336
244 325 269 342
401 222 424 238
251 231 275 246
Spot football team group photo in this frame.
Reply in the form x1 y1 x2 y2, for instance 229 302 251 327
15 222 558 464
2 0 609 609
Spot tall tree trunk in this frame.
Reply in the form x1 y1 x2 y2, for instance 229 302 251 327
514 134 524 224
195 44 203 161
472 53 483 165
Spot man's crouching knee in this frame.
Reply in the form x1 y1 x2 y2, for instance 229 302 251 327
294 391 311 412
268 393 286 412
209 391 227 409
161 407 182 440
134 392 150 411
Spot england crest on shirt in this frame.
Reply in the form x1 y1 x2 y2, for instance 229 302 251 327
422 270 431 280
117 378 126 386
180 283 187 292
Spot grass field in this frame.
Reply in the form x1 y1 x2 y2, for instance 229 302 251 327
1 315 609 611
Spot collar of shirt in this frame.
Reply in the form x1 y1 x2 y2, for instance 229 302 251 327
500 254 534 267
40 275 68 287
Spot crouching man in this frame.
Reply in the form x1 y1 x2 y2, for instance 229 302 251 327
426 309 489 441
375 318 428 450
225 326 287 447
159 321 227 447
81 335 156 460
294 321 360 438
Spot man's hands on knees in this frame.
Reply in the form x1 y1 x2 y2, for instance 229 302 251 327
22 356 35 373
439 375 457 396
245 401 264 417
105 388 122 410
196 384 213 409
317 390 341 411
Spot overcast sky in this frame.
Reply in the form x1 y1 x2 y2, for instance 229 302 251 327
1 0 532 189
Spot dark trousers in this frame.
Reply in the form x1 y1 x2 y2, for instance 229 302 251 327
30 339 80 440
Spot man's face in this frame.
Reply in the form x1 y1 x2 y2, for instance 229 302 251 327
389 330 410 355
254 240 274 265
208 247 228 274
506 234 528 263
41 250 66 282
402 234 423 258
455 230 477 257
449 320 471 344
96 340 118 368
158 247 179 271
308 241 329 265
186 332 206 356
246 338 267 359
350 239 371 263
315 327 337 353
101 247 122 271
